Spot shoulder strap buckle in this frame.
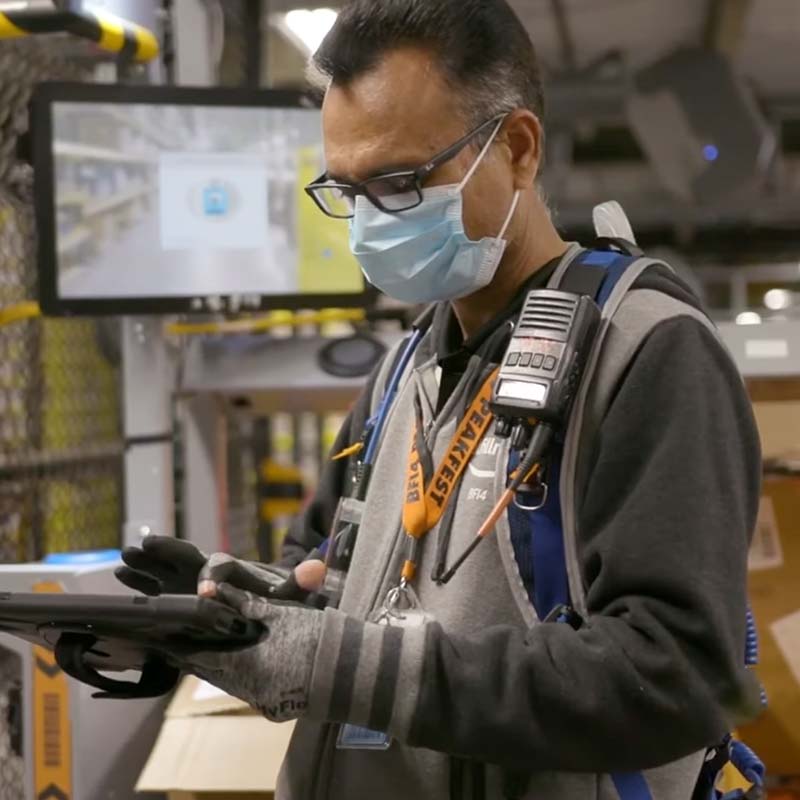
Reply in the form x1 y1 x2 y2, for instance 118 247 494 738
542 604 583 630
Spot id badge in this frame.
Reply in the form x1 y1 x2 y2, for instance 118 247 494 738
336 586 430 751
337 724 392 751
329 496 366 563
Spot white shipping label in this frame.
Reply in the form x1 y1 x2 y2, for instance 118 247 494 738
748 496 784 571
771 610 800 688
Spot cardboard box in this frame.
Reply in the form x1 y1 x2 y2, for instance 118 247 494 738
736 393 800 776
137 676 294 799
735 394 800 776
751 399 800 467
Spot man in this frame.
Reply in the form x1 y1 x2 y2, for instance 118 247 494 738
119 1 763 798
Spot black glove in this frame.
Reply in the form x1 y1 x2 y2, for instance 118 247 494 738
115 536 309 602
196 552 307 601
116 536 207 596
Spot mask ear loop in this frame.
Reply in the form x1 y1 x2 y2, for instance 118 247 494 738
457 117 506 192
457 117 521 240
497 189 521 240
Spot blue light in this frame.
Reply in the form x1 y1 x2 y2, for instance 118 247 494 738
43 550 121 565
703 144 719 162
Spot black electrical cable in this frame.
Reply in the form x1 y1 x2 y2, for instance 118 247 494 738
439 422 555 584
509 424 554 493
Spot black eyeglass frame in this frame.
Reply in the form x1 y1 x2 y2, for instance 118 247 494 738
304 113 508 219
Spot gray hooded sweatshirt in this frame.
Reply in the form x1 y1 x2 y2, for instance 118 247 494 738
277 247 762 800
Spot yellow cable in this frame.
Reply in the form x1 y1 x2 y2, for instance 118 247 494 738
332 442 365 461
0 302 40 327
165 308 366 336
0 304 365 335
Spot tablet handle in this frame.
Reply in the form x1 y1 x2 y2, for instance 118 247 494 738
54 633 180 699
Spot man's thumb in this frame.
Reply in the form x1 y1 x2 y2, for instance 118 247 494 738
294 559 327 592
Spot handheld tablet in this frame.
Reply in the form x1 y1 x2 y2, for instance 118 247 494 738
0 593 262 699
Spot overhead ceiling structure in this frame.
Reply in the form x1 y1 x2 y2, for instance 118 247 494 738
505 0 800 252
262 0 799 254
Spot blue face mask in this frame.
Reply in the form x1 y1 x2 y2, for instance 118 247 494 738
348 123 521 304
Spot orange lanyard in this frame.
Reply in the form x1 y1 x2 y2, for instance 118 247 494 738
400 367 499 582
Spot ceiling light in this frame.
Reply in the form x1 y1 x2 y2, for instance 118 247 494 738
283 8 338 55
764 289 793 311
736 311 762 326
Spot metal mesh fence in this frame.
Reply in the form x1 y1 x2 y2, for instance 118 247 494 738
0 38 124 564
0 647 23 800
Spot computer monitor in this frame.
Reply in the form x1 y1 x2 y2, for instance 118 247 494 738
31 83 367 316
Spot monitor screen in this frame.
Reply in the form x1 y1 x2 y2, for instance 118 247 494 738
32 83 366 315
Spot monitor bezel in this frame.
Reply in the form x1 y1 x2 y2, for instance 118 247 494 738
32 82 369 317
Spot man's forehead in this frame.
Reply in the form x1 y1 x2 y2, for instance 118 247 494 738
321 47 467 180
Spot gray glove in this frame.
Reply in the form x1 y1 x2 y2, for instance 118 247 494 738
177 582 324 722
197 552 294 599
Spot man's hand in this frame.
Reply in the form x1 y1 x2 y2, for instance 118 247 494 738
115 537 325 600
175 583 324 722
197 552 328 601
115 536 208 596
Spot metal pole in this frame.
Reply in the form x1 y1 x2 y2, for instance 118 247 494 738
168 0 230 552
121 318 176 546
243 0 263 87
253 417 273 562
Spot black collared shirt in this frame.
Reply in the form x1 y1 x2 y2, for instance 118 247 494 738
433 257 561 414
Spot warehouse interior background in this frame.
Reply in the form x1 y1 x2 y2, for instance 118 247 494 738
0 0 799 798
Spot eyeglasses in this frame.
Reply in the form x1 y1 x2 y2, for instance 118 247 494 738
304 113 507 219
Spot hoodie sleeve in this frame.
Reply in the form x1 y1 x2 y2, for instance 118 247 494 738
307 315 764 773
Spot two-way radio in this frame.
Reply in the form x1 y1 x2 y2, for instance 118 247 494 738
492 289 602 447
440 289 602 583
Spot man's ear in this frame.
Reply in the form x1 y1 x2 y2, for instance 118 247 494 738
499 110 543 191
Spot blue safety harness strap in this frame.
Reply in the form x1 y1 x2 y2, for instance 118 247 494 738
611 772 657 800
510 248 638 623
514 248 765 800
518 248 652 800
507 448 569 614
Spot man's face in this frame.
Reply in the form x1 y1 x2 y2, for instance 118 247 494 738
321 47 517 242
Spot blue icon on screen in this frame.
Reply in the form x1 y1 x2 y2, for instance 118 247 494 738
203 184 229 216
702 144 719 163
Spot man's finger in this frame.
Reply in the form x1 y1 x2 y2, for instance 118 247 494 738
267 572 307 602
197 552 234 596
121 548 181 580
114 566 162 596
295 560 327 592
217 583 275 623
216 582 252 610
142 536 206 565
198 554 279 599
140 538 207 578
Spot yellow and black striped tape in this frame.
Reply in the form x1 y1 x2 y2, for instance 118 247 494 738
260 461 305 523
0 5 158 62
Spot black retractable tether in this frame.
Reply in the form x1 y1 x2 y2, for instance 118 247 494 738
54 633 180 699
